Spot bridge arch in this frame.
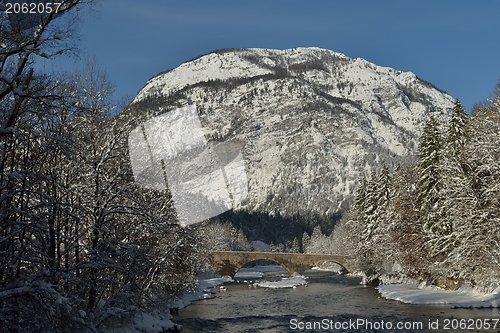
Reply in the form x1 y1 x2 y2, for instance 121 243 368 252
208 251 351 278
231 258 299 278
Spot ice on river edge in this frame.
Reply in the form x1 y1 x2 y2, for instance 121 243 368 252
253 272 308 289
378 281 500 308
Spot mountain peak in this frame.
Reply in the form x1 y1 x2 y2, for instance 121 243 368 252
133 47 349 102
128 47 454 234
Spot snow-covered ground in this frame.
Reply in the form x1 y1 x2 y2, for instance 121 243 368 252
378 282 500 308
116 275 233 333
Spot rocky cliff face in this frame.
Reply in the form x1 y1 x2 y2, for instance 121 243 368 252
126 47 454 233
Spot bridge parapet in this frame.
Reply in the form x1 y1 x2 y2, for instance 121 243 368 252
208 251 351 278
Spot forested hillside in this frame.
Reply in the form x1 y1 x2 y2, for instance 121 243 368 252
334 94 500 292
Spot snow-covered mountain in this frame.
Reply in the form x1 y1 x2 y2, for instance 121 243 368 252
127 47 454 228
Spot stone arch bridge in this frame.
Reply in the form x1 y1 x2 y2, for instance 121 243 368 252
208 251 351 277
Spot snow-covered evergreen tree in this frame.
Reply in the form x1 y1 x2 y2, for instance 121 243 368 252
197 221 251 253
301 231 311 252
430 99 471 281
375 165 391 222
445 99 469 157
453 103 500 291
362 171 379 242
336 84 500 291
353 175 367 222
386 166 427 279
287 237 300 253
304 225 329 254
417 115 448 248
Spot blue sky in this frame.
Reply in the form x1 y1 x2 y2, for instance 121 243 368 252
44 0 500 112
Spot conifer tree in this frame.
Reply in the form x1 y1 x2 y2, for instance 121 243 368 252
387 166 427 279
301 231 310 252
445 99 469 157
339 85 500 290
375 165 391 219
353 175 367 223
451 104 500 291
417 115 444 238
363 171 379 241
289 237 300 253
432 99 470 263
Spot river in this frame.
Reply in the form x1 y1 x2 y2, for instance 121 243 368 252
174 267 500 332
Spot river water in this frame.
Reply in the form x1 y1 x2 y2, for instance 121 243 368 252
174 268 500 332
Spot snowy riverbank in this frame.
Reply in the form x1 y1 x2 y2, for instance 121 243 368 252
117 265 308 332
378 282 500 308
116 267 500 331
114 275 233 333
